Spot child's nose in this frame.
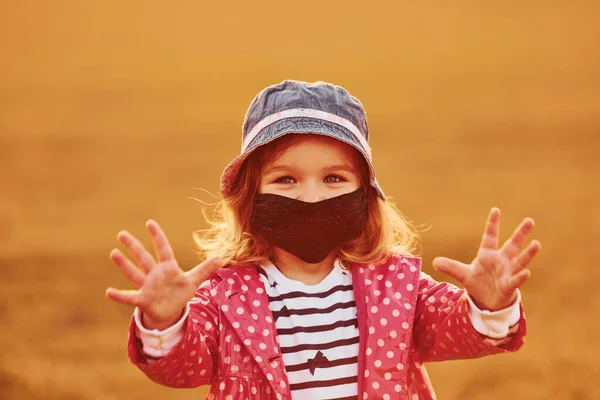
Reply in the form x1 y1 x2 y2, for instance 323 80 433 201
297 185 326 203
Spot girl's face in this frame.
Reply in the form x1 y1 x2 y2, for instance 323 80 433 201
259 135 361 201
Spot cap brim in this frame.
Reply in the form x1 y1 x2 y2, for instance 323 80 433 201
220 117 386 199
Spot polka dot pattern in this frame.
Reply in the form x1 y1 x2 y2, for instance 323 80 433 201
358 255 527 400
126 255 526 400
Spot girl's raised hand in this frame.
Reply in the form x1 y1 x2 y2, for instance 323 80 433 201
105 220 222 330
432 208 541 311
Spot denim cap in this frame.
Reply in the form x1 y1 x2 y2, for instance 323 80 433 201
219 80 386 199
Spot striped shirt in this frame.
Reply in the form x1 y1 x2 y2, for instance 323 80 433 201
258 259 359 400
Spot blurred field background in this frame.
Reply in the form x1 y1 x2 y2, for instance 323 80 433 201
1 1 599 399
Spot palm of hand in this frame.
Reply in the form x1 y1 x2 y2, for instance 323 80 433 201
433 208 540 311
465 248 516 311
136 260 197 324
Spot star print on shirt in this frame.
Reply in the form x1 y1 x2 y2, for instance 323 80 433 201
307 351 330 375
274 305 290 321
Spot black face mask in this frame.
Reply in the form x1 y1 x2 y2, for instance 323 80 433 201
250 188 369 264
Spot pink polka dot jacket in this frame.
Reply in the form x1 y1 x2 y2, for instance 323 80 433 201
127 254 526 399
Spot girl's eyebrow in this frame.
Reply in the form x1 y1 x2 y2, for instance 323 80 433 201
263 163 356 175
262 164 295 175
323 164 356 173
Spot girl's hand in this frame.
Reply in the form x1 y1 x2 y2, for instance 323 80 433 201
432 208 541 311
105 220 222 331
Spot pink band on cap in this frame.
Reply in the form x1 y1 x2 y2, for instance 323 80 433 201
242 108 371 158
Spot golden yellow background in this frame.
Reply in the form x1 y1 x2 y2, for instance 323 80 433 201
1 1 599 399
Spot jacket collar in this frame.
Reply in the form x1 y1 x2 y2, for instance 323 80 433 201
210 264 291 399
209 255 423 399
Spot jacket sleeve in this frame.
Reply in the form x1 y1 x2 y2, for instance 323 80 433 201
133 304 188 361
127 277 220 388
412 271 527 362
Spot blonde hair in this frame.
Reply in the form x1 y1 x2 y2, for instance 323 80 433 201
193 135 420 266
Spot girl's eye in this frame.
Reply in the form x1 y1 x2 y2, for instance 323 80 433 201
275 176 295 184
324 174 346 184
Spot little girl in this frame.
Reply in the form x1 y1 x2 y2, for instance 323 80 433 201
106 80 540 400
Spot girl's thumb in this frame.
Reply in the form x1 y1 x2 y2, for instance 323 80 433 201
188 257 224 287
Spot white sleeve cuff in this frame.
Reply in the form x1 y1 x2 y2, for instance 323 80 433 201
134 304 190 358
467 290 521 339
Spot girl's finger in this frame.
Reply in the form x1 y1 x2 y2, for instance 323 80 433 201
500 217 535 261
510 240 541 274
432 257 470 284
105 287 140 307
480 208 501 250
187 257 224 288
118 231 156 273
506 269 531 293
146 220 176 263
110 249 146 288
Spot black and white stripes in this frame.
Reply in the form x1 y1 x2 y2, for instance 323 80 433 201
258 259 359 400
